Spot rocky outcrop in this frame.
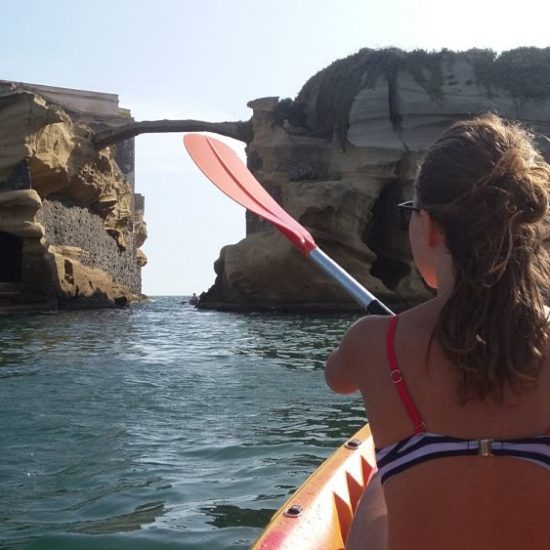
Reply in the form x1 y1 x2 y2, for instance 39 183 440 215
200 48 550 311
0 86 146 311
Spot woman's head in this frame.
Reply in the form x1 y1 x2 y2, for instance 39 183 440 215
414 114 550 402
415 114 549 283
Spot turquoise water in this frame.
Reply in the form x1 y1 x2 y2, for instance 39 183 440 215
0 297 366 549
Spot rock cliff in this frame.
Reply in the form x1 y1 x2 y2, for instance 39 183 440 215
200 48 550 311
0 85 146 311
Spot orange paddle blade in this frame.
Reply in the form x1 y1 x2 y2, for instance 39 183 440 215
184 134 316 254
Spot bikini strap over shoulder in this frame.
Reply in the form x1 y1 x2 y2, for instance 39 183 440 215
385 316 426 434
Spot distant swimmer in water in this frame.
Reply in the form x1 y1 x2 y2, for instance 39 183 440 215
189 293 199 306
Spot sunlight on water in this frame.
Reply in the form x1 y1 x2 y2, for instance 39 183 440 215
0 298 365 549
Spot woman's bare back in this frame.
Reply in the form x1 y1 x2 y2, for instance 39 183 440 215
339 303 550 549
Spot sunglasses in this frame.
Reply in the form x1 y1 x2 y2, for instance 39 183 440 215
397 201 421 231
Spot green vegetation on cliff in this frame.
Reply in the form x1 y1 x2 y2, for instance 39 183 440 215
276 47 550 146
476 47 550 100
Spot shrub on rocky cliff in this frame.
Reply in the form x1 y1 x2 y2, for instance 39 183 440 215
293 47 550 147
489 47 550 100
273 97 307 127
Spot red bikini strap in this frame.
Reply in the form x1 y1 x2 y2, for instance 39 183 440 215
386 316 426 434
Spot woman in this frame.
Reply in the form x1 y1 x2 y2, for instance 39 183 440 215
325 114 550 550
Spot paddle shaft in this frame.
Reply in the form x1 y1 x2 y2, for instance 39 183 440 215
308 248 394 315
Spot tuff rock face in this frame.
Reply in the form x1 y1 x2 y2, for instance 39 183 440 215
0 87 146 311
200 48 550 311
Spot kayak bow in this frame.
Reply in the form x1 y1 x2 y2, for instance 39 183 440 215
252 424 376 550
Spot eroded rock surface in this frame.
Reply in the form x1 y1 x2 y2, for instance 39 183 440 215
200 48 550 311
0 87 146 310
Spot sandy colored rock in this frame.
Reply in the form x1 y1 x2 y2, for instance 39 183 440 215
49 247 137 307
0 92 61 182
0 91 134 223
0 189 44 238
0 87 146 310
133 218 148 249
201 48 550 311
136 249 148 268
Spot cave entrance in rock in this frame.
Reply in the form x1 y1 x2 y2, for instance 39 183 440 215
0 232 23 283
363 180 411 290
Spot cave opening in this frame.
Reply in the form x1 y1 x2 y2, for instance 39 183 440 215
363 180 411 291
0 232 23 283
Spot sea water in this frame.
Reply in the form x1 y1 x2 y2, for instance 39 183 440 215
0 297 365 549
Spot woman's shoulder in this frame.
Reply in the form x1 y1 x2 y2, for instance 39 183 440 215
342 301 438 357
344 314 392 344
325 301 441 394
324 314 392 394
343 313 403 363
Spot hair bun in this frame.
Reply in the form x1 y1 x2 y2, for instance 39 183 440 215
516 191 547 224
490 147 549 225
514 170 548 225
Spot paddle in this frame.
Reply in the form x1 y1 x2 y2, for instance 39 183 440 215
183 134 394 315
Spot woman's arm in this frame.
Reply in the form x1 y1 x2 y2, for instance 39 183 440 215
325 318 368 394
325 315 389 395
325 342 359 394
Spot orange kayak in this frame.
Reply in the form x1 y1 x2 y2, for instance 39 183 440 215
252 424 377 550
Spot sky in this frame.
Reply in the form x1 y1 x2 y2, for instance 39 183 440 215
2 0 550 295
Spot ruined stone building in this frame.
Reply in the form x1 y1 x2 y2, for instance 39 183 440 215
0 80 147 312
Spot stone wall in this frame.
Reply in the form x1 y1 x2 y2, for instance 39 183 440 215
37 197 142 294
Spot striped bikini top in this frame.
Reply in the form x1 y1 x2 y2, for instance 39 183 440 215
375 316 550 484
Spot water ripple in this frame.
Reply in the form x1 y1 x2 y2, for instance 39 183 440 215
0 298 364 549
